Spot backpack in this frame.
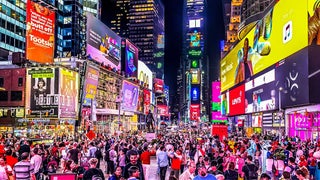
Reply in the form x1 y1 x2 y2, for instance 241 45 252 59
95 148 103 159
246 164 258 179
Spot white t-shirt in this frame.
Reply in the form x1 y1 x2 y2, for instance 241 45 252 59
0 165 12 180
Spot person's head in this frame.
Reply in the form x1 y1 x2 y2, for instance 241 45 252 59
260 173 271 180
197 165 208 177
21 152 29 160
128 166 140 178
114 166 122 176
282 171 291 180
0 156 6 165
246 155 253 162
33 148 39 155
295 167 308 179
89 158 98 168
5 149 12 156
204 156 210 165
215 174 225 180
65 160 73 170
188 161 197 174
129 150 139 164
37 78 46 88
228 162 235 170
289 157 295 165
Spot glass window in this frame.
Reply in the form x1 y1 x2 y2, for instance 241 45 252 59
0 91 8 101
11 91 22 101
18 77 23 87
0 78 4 87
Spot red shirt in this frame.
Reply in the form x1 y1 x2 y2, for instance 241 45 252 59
140 151 151 164
6 155 18 168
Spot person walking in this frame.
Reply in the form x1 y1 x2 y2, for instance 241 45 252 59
157 146 169 180
30 148 42 180
83 158 105 180
13 152 36 180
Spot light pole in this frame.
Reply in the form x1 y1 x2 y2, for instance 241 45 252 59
278 87 283 142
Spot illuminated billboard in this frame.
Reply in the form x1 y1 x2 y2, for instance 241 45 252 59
229 84 245 116
86 13 121 70
157 105 169 116
121 80 139 112
83 64 99 106
154 78 164 93
59 68 79 119
190 104 200 121
191 69 200 84
26 0 55 64
25 67 59 118
212 81 221 103
143 89 151 114
191 85 200 104
124 39 138 77
190 30 201 47
138 61 153 90
220 0 308 91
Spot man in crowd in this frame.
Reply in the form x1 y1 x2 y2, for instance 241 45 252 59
193 164 217 180
13 152 36 180
83 158 105 180
123 150 144 180
30 148 42 180
157 146 169 180
179 160 196 180
127 166 141 180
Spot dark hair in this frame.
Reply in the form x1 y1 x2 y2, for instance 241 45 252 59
37 78 46 87
21 152 29 160
33 148 39 155
289 157 295 163
5 149 12 156
260 173 271 180
228 162 235 170
128 166 139 176
247 155 253 161
282 171 291 179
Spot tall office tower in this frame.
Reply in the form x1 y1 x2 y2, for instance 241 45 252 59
102 0 165 79
0 0 26 61
55 0 86 58
83 0 101 19
180 0 208 122
222 0 242 54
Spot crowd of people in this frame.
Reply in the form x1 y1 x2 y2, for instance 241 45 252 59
0 131 319 180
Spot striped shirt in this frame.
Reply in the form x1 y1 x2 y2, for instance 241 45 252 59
13 160 34 180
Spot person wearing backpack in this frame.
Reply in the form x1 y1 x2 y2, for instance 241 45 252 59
242 155 258 180
83 158 105 180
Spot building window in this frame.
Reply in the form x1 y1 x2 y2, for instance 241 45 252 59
0 78 4 87
11 91 22 101
0 91 8 101
18 77 23 87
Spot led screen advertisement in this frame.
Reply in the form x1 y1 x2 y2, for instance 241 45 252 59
211 111 227 122
220 0 308 92
221 92 229 115
229 84 245 116
25 67 59 118
252 113 263 127
191 85 200 104
191 69 200 84
190 104 200 121
154 78 164 93
59 68 79 119
26 0 55 64
157 105 169 116
86 13 121 69
143 89 151 114
190 30 201 47
83 64 100 106
245 69 277 113
124 39 138 77
212 81 221 103
121 80 139 112
275 48 309 108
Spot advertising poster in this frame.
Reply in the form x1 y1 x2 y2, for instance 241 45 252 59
191 69 200 84
211 111 227 123
221 92 229 115
86 13 121 69
157 105 169 116
83 65 100 106
220 0 308 91
190 104 200 121
154 78 164 93
190 85 200 104
229 84 245 116
143 89 151 114
59 68 79 119
190 30 201 47
212 81 221 103
26 0 55 64
121 80 139 112
124 39 138 77
25 68 59 118
275 48 309 108
211 124 228 141
252 113 263 127
245 69 277 113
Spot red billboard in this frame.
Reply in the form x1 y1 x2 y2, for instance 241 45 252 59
190 104 200 121
157 105 169 116
143 89 151 114
26 0 55 64
154 78 164 93
229 84 245 116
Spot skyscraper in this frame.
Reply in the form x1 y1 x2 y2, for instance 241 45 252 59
102 0 165 79
83 0 101 19
0 0 26 61
179 0 208 122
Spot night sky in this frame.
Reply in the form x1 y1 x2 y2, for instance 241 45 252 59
101 0 225 97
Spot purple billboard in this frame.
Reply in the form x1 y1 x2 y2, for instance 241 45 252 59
121 80 139 112
86 13 121 70
212 82 221 103
83 64 100 106
124 39 138 78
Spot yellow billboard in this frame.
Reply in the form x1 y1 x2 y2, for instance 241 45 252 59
221 0 308 92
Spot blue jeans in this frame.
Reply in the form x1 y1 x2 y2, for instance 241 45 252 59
159 166 167 180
